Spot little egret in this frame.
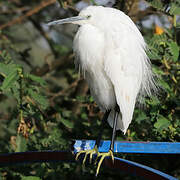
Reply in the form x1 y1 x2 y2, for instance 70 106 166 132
48 6 157 175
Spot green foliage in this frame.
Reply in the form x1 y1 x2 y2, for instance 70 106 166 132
169 1 180 15
147 0 180 15
147 33 179 62
0 65 19 91
154 115 171 132
21 176 41 180
15 135 27 152
25 74 47 87
147 0 164 11
0 0 179 179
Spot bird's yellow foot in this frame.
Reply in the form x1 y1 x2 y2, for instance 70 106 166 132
95 150 114 176
75 145 98 165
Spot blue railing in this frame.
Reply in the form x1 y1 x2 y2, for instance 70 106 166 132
74 140 180 154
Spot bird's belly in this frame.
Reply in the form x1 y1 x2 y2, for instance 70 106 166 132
86 70 116 110
73 24 116 110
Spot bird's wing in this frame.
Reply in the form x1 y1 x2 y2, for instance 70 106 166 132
102 12 150 133
104 45 143 134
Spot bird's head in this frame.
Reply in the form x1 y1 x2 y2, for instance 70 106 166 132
47 6 104 26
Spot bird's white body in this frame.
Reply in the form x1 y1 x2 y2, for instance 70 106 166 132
73 6 156 134
48 6 156 134
74 24 116 109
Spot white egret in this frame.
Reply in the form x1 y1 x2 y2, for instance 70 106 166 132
47 6 157 176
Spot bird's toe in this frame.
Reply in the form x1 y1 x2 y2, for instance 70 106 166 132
75 146 98 165
95 150 114 176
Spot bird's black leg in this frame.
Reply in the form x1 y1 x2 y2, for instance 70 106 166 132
110 108 119 152
96 110 111 148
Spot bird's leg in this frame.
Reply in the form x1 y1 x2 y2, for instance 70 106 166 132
110 106 119 154
95 106 119 176
75 110 111 165
95 109 111 148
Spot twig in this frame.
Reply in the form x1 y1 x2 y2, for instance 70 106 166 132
0 7 30 15
0 0 56 30
63 2 79 13
31 52 73 76
71 79 89 114
50 77 82 101
29 17 57 57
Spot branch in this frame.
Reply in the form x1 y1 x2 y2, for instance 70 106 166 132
129 7 155 22
71 79 89 115
31 52 73 76
0 0 56 30
50 78 82 101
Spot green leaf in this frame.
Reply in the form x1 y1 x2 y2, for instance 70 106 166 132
177 22 180 28
164 28 173 38
21 176 42 180
89 96 94 102
28 89 49 109
168 41 179 62
0 68 18 91
11 83 20 102
25 74 46 86
147 34 168 60
61 118 74 129
152 66 165 76
62 110 71 118
0 50 12 62
76 95 86 102
15 135 27 152
0 63 10 76
136 112 148 124
81 113 88 120
54 45 69 54
0 63 20 75
147 48 161 60
159 78 171 92
154 115 170 132
148 0 164 11
153 34 167 45
169 3 180 15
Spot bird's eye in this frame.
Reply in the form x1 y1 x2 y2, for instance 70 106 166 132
86 15 91 19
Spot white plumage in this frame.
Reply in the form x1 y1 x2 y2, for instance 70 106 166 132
73 6 156 134
48 6 156 134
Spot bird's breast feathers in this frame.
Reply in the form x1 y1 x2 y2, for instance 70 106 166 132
73 24 105 71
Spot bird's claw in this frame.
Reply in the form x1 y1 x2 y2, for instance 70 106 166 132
75 146 114 176
95 150 114 176
75 145 98 165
